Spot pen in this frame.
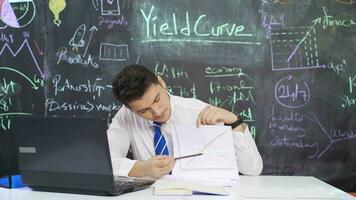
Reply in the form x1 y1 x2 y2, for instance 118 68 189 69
174 153 203 160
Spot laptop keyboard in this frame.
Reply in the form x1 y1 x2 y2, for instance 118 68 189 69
111 176 155 195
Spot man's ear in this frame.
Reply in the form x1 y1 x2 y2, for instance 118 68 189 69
157 75 166 88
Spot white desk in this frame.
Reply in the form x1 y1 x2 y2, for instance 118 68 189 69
0 176 354 200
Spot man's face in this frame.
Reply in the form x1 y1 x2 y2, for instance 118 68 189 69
127 81 171 123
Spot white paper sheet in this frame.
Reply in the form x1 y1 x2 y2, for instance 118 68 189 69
171 125 239 185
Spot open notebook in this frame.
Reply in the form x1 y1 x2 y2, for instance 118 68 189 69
154 179 229 196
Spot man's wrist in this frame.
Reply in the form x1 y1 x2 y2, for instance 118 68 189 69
128 160 145 177
233 123 246 133
224 114 244 129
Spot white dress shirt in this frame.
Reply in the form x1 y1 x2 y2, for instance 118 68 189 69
107 95 263 177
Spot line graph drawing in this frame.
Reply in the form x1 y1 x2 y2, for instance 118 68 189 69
0 38 44 130
270 25 325 71
0 38 44 78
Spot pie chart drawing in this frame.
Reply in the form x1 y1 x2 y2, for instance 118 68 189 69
0 0 36 28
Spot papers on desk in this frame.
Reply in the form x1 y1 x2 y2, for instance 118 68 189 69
172 125 239 185
154 125 238 196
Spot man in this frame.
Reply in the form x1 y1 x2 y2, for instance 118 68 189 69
108 64 263 179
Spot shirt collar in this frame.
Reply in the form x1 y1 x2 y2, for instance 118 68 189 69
165 92 175 124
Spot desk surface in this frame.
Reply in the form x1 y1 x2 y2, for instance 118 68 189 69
0 176 354 200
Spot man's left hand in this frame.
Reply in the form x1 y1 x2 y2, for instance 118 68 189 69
197 105 237 126
196 105 245 132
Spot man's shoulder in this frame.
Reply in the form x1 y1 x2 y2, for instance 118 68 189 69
112 105 136 122
172 95 208 110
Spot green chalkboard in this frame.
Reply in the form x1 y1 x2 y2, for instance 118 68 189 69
0 0 355 191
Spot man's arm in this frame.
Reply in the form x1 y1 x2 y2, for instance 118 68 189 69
107 114 136 177
196 105 263 175
107 109 175 179
128 156 175 179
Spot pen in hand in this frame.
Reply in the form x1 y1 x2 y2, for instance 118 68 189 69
174 153 203 160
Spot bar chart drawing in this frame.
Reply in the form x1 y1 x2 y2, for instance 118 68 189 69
270 25 325 71
99 43 129 61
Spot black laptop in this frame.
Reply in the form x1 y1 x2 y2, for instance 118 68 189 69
10 117 154 196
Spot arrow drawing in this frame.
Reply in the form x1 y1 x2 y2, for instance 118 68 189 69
34 40 43 55
83 25 97 58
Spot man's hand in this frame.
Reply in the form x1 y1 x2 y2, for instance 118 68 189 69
197 105 245 132
197 105 237 126
129 156 175 179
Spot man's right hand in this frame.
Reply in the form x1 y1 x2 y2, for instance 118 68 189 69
128 156 175 179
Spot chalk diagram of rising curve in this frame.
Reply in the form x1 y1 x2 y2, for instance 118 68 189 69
0 0 36 29
0 39 44 125
269 22 325 71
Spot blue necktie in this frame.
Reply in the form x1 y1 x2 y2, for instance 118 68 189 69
153 122 169 156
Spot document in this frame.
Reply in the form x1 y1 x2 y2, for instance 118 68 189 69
171 125 239 185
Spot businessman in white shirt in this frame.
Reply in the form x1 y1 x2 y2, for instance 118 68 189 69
108 64 263 179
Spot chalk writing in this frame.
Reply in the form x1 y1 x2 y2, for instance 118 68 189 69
209 91 254 114
0 33 14 43
240 107 254 122
349 75 356 94
250 126 256 139
98 15 128 29
209 80 252 94
326 59 347 75
269 104 307 137
56 47 99 68
341 95 356 108
312 114 356 159
340 75 356 108
205 66 251 79
270 134 319 159
155 63 188 80
166 85 197 99
45 98 121 113
52 74 109 99
140 5 260 45
312 7 356 29
275 74 310 108
330 129 356 140
0 76 40 131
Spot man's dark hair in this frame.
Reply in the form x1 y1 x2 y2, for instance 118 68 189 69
112 64 159 106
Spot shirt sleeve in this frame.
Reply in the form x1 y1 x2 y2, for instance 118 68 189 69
232 124 263 175
107 109 137 177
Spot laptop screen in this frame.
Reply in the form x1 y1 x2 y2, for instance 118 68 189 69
10 117 116 192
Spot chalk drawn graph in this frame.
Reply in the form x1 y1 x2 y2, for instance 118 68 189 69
0 38 44 78
270 25 324 71
0 0 36 29
0 39 44 130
